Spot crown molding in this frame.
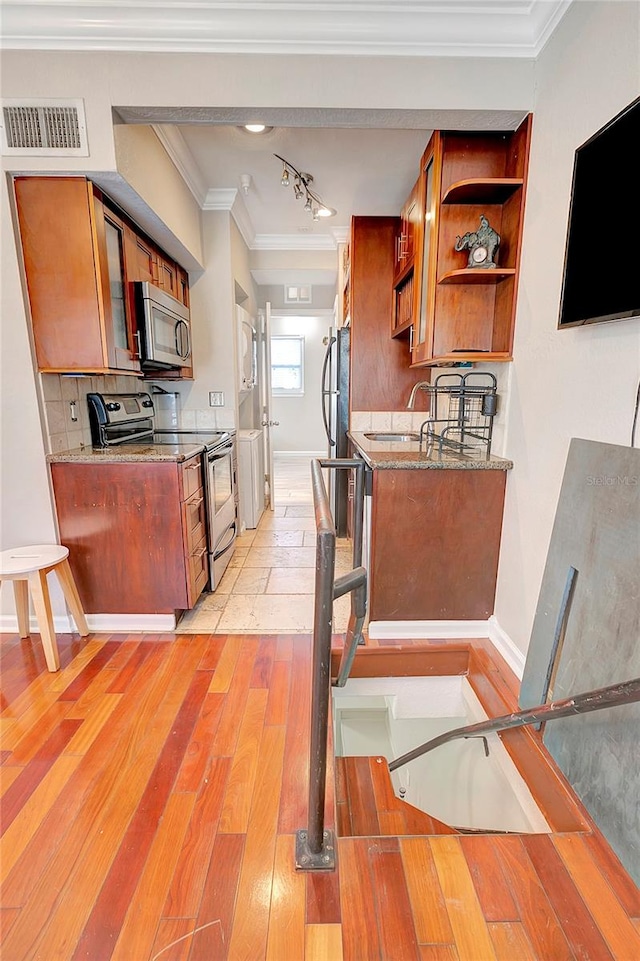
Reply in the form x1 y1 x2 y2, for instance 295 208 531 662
230 191 256 248
0 1 573 57
150 124 207 206
203 187 239 210
251 232 340 251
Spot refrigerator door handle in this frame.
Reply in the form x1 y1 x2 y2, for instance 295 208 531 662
321 335 337 447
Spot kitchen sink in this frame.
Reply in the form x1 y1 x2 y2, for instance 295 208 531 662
364 432 421 442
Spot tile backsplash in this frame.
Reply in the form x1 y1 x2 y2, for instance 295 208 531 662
40 374 235 452
350 411 431 432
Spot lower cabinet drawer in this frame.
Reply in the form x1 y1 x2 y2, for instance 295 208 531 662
183 487 206 553
189 536 209 602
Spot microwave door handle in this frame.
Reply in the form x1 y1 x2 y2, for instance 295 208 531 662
175 319 191 361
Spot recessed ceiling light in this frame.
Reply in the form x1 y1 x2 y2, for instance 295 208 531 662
244 123 272 134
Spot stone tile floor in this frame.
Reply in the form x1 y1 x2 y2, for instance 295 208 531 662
177 454 353 633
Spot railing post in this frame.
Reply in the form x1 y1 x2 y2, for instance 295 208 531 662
295 462 337 871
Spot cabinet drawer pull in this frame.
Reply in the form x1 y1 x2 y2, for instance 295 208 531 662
185 462 201 470
188 495 204 508
193 545 207 559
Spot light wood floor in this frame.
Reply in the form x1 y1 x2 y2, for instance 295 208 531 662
2 630 639 960
178 454 352 634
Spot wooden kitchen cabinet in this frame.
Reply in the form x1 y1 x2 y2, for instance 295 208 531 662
410 115 532 366
50 454 208 614
367 467 507 621
14 177 141 375
348 216 429 412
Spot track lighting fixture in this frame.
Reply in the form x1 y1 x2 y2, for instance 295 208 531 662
274 153 336 220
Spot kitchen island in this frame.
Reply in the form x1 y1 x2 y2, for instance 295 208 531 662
348 431 513 625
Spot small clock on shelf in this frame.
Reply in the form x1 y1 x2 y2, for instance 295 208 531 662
454 215 500 269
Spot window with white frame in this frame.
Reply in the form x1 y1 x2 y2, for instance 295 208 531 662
271 335 304 395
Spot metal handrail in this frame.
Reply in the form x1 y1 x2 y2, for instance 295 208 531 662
295 456 367 871
389 676 640 773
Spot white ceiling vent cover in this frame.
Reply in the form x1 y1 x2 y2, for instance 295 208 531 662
1 99 88 156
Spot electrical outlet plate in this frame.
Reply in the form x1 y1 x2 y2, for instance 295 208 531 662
209 391 224 407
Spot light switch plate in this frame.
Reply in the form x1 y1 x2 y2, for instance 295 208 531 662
209 391 224 407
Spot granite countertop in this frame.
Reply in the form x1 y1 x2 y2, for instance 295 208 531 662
47 441 206 464
348 431 513 470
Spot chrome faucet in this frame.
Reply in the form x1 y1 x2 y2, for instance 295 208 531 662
406 381 431 409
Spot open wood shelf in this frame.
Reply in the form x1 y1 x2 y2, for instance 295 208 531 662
442 178 524 205
438 267 516 285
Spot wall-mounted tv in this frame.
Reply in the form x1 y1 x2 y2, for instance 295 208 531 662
558 96 640 329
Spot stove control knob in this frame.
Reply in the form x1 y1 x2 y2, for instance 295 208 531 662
141 399 153 408
106 402 121 412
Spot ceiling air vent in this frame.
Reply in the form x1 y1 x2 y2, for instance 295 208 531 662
1 99 88 156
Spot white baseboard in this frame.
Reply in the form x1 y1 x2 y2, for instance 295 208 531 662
368 619 490 640
1 612 177 634
487 615 526 680
368 616 526 681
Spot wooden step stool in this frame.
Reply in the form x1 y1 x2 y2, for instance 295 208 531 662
0 545 89 672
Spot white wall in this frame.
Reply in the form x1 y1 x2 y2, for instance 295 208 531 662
270 315 329 453
494 0 640 656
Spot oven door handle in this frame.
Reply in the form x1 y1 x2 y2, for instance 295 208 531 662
214 523 236 558
208 445 234 463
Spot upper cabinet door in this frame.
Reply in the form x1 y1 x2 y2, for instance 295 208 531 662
412 134 441 365
92 198 140 372
14 176 140 374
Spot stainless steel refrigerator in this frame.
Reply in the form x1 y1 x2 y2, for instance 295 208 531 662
321 326 350 536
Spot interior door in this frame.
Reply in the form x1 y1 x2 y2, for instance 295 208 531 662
259 303 276 510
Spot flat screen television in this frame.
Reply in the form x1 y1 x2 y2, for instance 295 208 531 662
558 96 640 329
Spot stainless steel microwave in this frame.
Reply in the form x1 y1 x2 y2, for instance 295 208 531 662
135 281 191 370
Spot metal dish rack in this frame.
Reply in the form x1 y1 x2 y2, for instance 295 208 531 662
419 372 498 457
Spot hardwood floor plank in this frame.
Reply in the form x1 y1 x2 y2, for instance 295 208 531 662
110 792 197 961
487 922 536 961
226 725 286 961
0 691 60 749
0 638 208 960
523 833 614 960
306 866 342 925
344 756 381 836
278 637 311 833
430 837 498 961
418 946 460 961
188 832 245 960
0 718 83 834
554 834 640 960
219 688 268 833
106 641 154 693
265 833 306 961
339 837 383 961
379 809 408 835
164 756 232 919
250 635 277 689
0 644 171 908
210 638 259 756
47 638 109 693
65 668 121 718
174 692 225 793
275 635 294 661
151 918 196 961
583 830 640 917
70 667 213 960
63 693 123 756
264 661 291 727
0 754 83 887
400 837 454 945
7 698 72 765
459 835 520 922
491 835 573 961
0 766 22 796
305 923 344 961
197 634 229 672
368 838 421 960
57 639 119 700
209 635 243 694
